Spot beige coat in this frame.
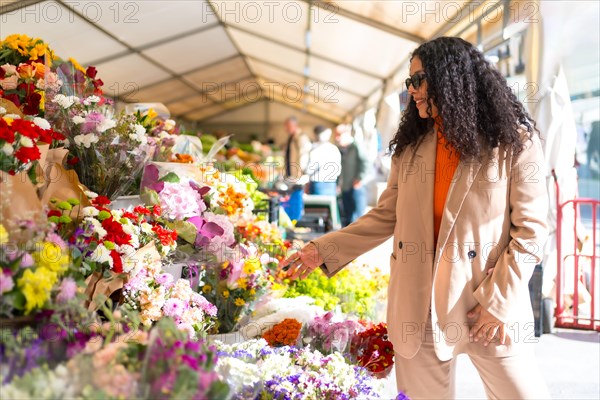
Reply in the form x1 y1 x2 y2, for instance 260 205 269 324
313 130 548 361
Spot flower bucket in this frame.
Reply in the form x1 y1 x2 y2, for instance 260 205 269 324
110 195 143 211
206 330 246 345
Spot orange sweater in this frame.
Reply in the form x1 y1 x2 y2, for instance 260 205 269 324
433 121 460 246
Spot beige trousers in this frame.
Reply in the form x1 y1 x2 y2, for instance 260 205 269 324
395 318 550 399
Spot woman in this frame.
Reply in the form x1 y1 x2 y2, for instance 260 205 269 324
280 37 550 399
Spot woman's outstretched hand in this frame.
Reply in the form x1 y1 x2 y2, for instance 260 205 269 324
278 242 324 280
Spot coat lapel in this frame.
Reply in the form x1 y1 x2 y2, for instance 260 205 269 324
410 131 436 255
435 158 482 262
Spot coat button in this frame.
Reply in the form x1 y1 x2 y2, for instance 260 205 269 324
468 250 477 259
398 241 403 250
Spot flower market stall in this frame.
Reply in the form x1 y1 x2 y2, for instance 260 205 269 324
0 34 404 399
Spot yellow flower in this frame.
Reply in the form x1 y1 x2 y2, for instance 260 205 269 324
222 290 229 298
68 57 86 74
17 268 55 314
236 278 248 290
0 224 8 245
242 258 260 275
249 289 256 296
33 242 69 274
202 284 212 293
147 109 158 119
234 298 245 307
29 43 48 61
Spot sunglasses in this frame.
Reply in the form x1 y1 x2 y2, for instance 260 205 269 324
405 73 426 90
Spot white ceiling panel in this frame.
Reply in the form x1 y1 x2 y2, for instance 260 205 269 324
0 1 127 64
307 80 362 110
131 78 199 105
309 57 380 97
184 57 251 91
142 26 237 74
312 13 414 78
247 58 304 87
167 94 214 116
65 0 219 48
185 105 226 121
94 54 170 97
204 101 267 123
205 78 261 104
212 0 307 49
228 28 305 74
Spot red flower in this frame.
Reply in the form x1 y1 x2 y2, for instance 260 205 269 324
92 196 111 206
0 126 15 143
121 211 138 221
133 205 150 215
0 68 5 79
101 218 131 246
86 66 97 79
10 119 38 139
109 249 123 273
22 92 41 115
3 93 20 106
47 210 62 218
38 127 65 144
152 224 177 246
67 156 79 165
152 204 162 217
14 145 41 163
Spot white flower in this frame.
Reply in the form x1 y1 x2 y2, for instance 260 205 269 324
74 133 99 148
72 115 86 124
1 63 17 75
159 130 171 139
84 190 98 199
52 94 78 109
83 95 101 105
32 117 51 130
134 124 146 136
140 222 153 234
97 118 116 133
164 119 176 130
19 136 34 147
3 113 20 119
86 217 107 239
82 206 99 217
0 106 6 115
89 244 113 267
2 143 13 155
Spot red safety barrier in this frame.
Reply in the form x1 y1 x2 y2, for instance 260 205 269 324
553 170 600 331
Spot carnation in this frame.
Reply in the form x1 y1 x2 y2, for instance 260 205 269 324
56 277 77 303
163 297 186 318
32 117 51 130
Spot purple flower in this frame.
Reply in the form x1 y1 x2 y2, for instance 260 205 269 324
82 112 104 134
20 253 34 268
46 232 67 250
191 293 217 317
56 278 77 303
181 353 199 370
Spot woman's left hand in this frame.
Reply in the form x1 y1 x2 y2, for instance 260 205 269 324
467 304 506 346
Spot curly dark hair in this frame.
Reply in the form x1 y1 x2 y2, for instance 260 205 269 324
388 37 537 159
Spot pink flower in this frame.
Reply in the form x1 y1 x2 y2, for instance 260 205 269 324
0 270 14 294
56 277 77 303
155 273 174 288
163 298 186 318
159 182 206 220
0 75 18 90
192 293 217 317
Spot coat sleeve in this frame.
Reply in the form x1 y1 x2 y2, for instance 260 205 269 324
473 134 549 322
311 155 400 277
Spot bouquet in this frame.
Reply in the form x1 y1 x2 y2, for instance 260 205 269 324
304 311 364 354
134 108 179 162
0 221 71 317
0 109 65 180
350 322 395 379
0 34 59 116
50 93 152 199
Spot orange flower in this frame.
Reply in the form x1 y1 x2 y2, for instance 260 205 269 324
171 153 194 163
262 318 302 347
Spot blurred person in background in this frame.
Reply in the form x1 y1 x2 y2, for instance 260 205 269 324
306 125 341 196
335 123 369 226
284 116 312 181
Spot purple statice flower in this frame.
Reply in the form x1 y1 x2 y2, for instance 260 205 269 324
396 392 410 400
56 278 77 303
0 269 14 294
155 273 174 288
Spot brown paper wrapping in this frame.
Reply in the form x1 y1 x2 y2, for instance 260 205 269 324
39 147 91 216
34 143 50 189
0 170 44 238
0 98 24 117
83 242 161 311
